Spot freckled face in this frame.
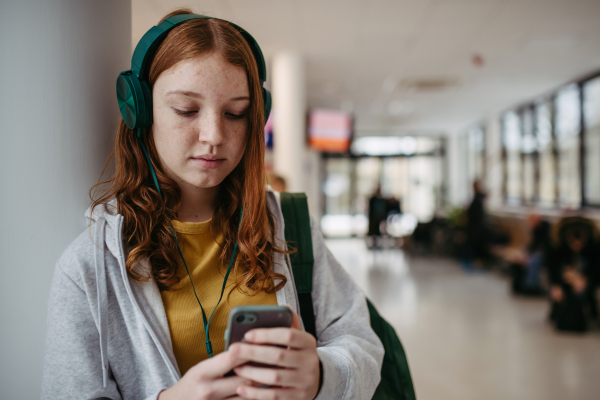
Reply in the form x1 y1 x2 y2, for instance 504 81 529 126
152 53 250 191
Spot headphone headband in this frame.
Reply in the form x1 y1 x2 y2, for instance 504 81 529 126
131 15 199 77
131 14 267 83
117 13 271 129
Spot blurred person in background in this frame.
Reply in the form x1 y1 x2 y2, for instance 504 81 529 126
464 180 490 270
266 171 286 192
367 185 387 249
386 196 401 218
548 216 600 332
510 213 551 296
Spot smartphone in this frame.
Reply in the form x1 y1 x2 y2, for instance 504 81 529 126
224 305 293 350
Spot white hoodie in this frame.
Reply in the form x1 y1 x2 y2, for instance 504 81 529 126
41 190 384 400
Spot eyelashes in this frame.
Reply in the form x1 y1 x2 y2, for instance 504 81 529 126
173 109 246 119
174 109 197 117
226 112 246 119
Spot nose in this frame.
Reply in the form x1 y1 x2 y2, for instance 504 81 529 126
197 108 225 146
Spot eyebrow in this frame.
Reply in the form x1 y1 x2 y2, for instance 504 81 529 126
165 90 250 101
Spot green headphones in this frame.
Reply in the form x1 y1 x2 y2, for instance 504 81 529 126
116 13 272 129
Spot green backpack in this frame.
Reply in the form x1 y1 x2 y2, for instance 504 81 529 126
280 192 417 400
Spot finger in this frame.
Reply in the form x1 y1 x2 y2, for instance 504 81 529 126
234 365 305 388
205 376 253 399
244 328 316 349
236 343 303 368
187 344 251 380
285 305 303 330
237 385 307 400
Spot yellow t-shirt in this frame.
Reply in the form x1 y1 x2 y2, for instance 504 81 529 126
160 219 278 375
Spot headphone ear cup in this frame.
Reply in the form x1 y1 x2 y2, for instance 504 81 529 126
116 72 139 129
116 71 152 129
262 88 272 121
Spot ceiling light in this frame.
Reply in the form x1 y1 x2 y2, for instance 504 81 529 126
352 136 417 156
399 77 459 92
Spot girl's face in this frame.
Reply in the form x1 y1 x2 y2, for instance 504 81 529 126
152 53 250 192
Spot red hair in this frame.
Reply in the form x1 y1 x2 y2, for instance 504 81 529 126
90 8 286 294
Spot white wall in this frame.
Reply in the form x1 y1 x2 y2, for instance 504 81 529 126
0 1 131 398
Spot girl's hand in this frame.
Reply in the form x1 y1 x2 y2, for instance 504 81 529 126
158 346 252 400
233 309 321 400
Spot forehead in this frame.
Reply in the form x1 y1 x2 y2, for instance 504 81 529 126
155 53 249 99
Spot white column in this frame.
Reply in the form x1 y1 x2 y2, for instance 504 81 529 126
447 134 470 207
272 52 307 194
0 1 131 398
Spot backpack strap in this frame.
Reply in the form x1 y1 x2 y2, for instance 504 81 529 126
279 192 317 338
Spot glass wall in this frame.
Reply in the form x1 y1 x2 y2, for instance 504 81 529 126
498 71 600 210
323 158 352 215
554 84 581 208
521 108 537 204
322 137 445 235
355 157 382 214
535 101 556 207
584 77 600 205
468 125 485 183
503 112 522 206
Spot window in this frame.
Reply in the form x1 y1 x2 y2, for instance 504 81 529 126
521 108 537 204
468 125 485 182
503 112 522 206
355 157 382 214
583 77 600 205
535 101 556 207
323 158 352 215
554 84 581 208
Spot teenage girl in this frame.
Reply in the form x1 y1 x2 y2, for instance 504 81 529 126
42 9 383 400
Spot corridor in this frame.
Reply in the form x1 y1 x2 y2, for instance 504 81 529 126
326 238 600 400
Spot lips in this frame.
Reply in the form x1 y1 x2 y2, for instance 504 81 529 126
191 155 225 169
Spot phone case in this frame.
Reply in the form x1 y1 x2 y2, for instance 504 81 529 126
224 305 293 349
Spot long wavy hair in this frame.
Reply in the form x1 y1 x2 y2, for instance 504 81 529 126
90 8 287 294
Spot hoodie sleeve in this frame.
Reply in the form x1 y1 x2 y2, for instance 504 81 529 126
41 261 124 400
309 217 384 400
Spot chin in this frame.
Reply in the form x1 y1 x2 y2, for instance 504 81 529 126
187 175 227 190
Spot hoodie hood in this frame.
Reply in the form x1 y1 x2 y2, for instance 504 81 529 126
84 198 123 387
85 198 176 387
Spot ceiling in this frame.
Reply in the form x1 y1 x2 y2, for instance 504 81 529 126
132 0 600 136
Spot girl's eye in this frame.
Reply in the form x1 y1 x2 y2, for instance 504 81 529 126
174 109 197 117
226 112 245 120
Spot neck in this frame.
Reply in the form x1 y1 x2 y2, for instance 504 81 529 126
176 184 220 223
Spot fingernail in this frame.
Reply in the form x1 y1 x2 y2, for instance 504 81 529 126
244 331 254 341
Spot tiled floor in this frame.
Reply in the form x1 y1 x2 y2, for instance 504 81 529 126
325 238 600 400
